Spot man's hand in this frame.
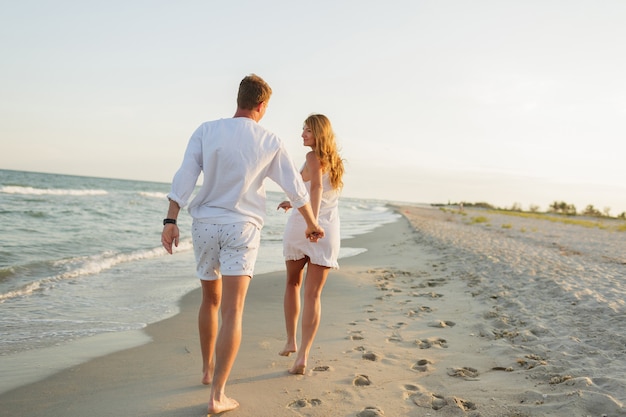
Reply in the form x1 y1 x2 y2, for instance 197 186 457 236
161 224 179 254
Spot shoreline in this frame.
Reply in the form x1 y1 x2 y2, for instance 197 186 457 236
1 206 623 417
0 243 372 395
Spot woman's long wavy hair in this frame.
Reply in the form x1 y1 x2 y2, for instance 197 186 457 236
304 114 344 191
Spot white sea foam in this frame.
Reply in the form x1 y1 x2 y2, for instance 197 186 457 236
0 240 194 302
138 191 168 199
0 185 108 196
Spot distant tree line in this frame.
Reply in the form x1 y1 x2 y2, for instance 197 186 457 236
547 200 625 219
439 200 626 220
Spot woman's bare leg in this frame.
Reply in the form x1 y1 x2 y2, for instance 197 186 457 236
199 279 222 385
279 258 307 356
289 263 329 374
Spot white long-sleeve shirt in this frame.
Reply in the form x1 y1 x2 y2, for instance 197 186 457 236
167 117 309 228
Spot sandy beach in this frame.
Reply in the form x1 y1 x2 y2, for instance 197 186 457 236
2 205 625 417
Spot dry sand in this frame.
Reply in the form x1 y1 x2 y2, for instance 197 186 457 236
1 206 624 417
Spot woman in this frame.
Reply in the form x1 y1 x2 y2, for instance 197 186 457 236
277 114 344 375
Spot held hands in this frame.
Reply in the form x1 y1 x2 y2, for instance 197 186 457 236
277 201 292 212
306 225 325 243
279 200 323 242
161 224 179 254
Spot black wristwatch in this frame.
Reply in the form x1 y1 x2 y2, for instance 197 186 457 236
163 218 177 226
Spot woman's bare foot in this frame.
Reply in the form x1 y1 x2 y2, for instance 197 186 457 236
202 370 212 385
278 342 297 357
202 364 214 385
207 396 239 414
288 359 306 375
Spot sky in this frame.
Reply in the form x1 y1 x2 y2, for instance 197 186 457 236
2 0 625 215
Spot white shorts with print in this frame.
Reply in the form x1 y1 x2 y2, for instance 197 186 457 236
192 220 261 281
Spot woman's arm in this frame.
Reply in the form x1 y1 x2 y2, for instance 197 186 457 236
305 151 323 220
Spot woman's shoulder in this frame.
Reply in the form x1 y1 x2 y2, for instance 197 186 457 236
305 151 322 168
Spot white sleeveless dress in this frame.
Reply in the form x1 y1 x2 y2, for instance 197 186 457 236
283 172 340 268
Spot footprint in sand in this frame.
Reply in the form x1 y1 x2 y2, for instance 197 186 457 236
401 384 420 401
313 365 331 372
415 337 448 349
356 406 385 417
348 331 365 341
411 391 476 411
407 306 433 317
411 359 433 372
353 374 372 386
428 320 456 328
288 398 322 408
411 291 444 298
410 391 447 410
447 367 479 380
362 351 379 361
386 332 403 343
411 278 447 288
453 397 477 411
375 294 393 300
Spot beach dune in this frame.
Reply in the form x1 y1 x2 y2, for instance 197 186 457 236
1 206 624 416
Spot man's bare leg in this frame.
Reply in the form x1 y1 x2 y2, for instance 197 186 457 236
199 279 221 385
289 263 329 375
279 258 307 356
207 275 250 414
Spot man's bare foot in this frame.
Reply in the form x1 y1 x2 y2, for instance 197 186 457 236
278 342 296 357
207 396 239 414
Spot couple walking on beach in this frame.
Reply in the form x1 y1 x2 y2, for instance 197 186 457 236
160 74 344 414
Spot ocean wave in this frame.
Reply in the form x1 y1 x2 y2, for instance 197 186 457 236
0 240 193 303
0 266 16 280
138 191 168 199
0 186 108 196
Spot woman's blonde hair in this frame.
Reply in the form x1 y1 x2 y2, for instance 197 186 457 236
304 114 344 190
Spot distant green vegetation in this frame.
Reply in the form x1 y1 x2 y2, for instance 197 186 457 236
435 200 625 232
470 216 489 224
435 200 626 220
487 209 612 230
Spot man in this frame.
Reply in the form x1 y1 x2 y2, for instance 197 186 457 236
161 74 323 414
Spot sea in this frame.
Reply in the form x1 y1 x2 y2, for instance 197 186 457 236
0 169 400 393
